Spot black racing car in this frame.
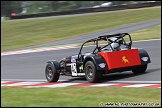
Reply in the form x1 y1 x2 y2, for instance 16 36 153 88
45 33 151 83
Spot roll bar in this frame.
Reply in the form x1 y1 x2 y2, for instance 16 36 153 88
78 33 132 61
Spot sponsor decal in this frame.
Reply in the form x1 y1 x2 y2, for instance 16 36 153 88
141 57 148 62
99 63 106 68
79 65 83 72
122 56 129 63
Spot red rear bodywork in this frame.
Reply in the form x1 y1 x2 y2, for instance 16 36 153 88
97 49 141 72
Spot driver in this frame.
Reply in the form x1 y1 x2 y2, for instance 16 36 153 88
110 37 121 51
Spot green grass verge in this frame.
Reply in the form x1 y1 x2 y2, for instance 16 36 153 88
131 25 161 41
1 86 161 107
1 6 161 51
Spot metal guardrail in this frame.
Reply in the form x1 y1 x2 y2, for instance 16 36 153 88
10 1 161 20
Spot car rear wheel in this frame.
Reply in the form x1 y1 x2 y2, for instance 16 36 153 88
84 61 102 83
132 64 147 74
45 63 60 82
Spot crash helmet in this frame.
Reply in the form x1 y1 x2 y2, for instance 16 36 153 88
110 38 121 51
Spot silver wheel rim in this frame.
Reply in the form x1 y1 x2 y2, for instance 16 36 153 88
86 65 93 79
46 66 53 80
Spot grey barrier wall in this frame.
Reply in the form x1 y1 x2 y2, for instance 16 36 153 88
10 1 161 20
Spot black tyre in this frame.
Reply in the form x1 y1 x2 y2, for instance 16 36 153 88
84 61 102 83
132 64 147 74
45 63 60 82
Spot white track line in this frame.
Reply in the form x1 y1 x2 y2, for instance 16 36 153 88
1 79 66 82
90 83 117 87
123 84 156 88
1 81 161 88
1 46 78 56
26 83 81 88
1 81 43 86
108 81 161 84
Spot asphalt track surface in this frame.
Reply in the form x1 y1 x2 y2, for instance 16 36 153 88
1 39 161 83
1 20 161 84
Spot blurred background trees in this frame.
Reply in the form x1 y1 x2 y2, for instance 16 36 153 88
1 1 154 17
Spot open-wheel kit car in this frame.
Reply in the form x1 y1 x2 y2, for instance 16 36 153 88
45 33 151 83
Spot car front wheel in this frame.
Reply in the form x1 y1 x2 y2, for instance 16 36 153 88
132 64 147 74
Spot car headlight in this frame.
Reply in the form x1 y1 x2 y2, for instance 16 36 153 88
141 57 148 61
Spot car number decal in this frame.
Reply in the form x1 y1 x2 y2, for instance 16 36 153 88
71 63 77 76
